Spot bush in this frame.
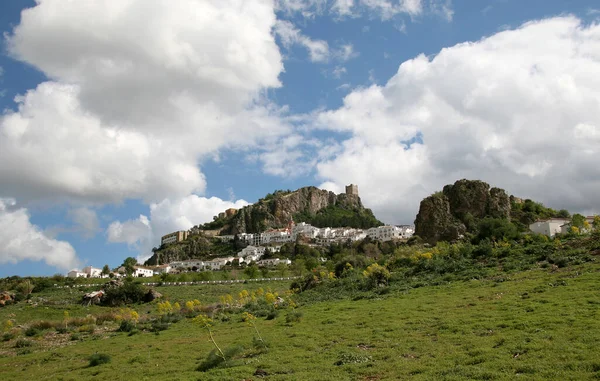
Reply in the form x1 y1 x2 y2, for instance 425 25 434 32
30 320 56 330
285 310 303 324
265 310 279 320
25 327 40 337
196 346 243 372
117 320 135 333
88 353 111 367
14 339 33 348
363 263 391 288
101 281 147 306
2 332 16 341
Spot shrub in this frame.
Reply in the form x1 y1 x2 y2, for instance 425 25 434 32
14 339 33 348
265 310 279 320
363 263 391 288
95 312 119 324
285 310 303 324
78 324 95 334
25 327 40 337
117 320 135 333
2 332 16 341
88 353 111 367
101 281 147 306
31 320 56 330
196 346 243 372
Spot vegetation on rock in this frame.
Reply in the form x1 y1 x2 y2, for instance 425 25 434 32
414 179 565 244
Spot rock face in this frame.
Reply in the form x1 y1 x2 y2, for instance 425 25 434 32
414 179 511 244
223 186 373 234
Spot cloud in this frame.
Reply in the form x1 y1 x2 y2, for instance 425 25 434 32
333 66 348 78
1 0 289 205
0 198 79 271
312 16 600 224
106 214 152 249
276 0 451 21
68 207 101 239
332 0 355 17
275 20 330 62
335 44 359 61
107 195 250 261
360 0 422 19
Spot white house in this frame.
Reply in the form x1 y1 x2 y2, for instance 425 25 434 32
133 266 154 277
529 218 570 237
367 226 405 241
262 229 292 244
67 270 86 278
82 266 103 278
256 258 291 267
292 222 319 239
204 258 227 270
153 265 172 275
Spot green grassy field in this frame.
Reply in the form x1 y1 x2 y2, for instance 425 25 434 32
1 262 600 380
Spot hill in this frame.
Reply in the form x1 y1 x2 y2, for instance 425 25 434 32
206 186 382 234
2 232 600 380
414 179 565 244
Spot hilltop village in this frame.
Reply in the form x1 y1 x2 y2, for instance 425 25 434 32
67 181 599 279
68 185 414 278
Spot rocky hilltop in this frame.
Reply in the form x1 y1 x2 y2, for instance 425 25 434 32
414 179 511 244
219 186 382 234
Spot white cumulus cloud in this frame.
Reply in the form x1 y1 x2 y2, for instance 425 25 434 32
313 16 600 224
0 199 79 271
1 0 289 205
275 20 330 62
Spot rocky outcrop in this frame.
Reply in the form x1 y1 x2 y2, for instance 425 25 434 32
223 186 374 234
0 291 15 307
414 179 512 244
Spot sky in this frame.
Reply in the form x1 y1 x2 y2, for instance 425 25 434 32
1 0 600 277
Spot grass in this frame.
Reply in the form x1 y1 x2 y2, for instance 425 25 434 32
1 262 600 379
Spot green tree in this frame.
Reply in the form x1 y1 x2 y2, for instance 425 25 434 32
593 215 600 231
557 209 571 218
571 214 586 229
474 218 518 244
102 264 110 276
121 257 138 276
244 264 259 279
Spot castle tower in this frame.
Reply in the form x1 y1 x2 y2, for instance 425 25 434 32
345 184 359 196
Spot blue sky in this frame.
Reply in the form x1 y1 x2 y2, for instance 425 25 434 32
1 0 600 277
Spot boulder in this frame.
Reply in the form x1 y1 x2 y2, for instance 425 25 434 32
0 291 15 307
144 289 162 303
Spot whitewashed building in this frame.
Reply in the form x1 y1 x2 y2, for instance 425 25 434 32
256 258 292 267
367 226 408 241
133 267 154 277
292 222 319 239
153 265 172 275
82 266 103 278
529 218 570 237
67 270 87 278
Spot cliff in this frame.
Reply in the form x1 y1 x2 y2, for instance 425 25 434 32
414 179 511 244
219 186 382 234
